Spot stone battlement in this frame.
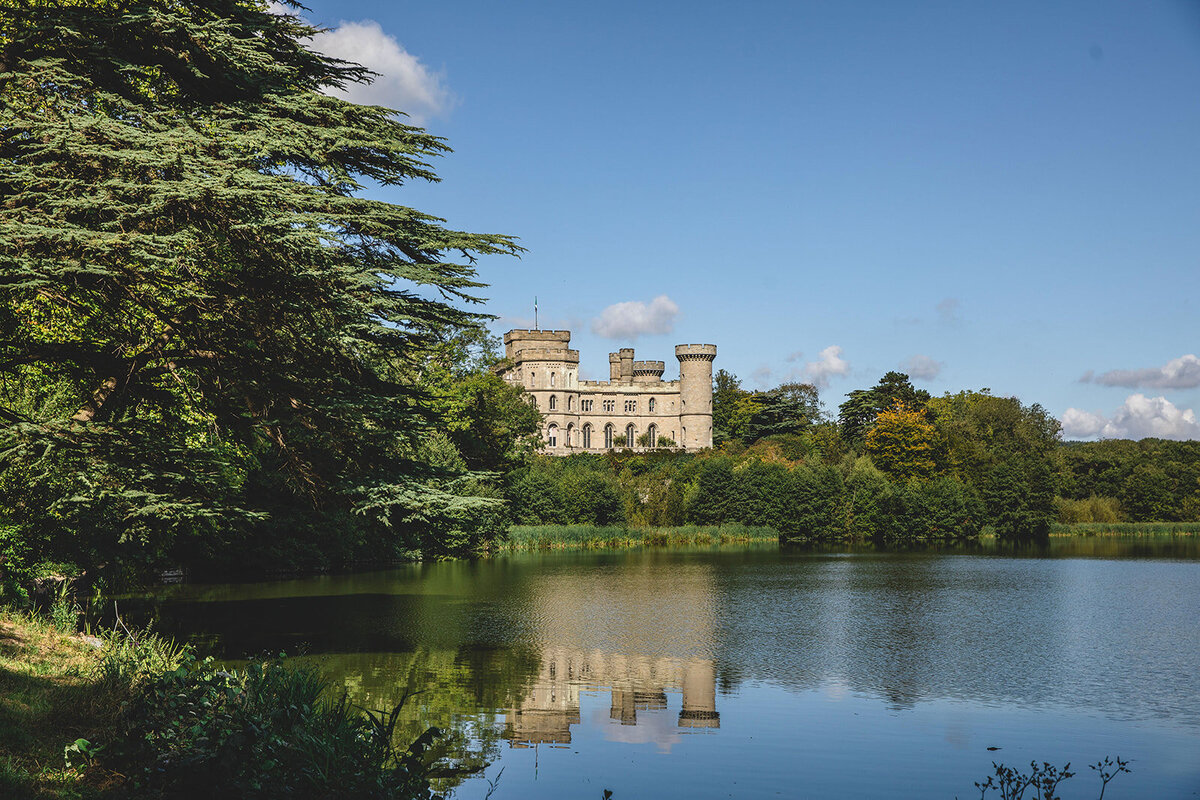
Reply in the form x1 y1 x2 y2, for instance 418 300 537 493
508 347 579 364
675 344 717 361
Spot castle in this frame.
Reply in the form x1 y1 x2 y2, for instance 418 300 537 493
496 329 716 453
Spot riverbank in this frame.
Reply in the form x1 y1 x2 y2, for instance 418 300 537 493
0 608 444 799
0 609 110 798
501 523 778 550
1051 522 1200 536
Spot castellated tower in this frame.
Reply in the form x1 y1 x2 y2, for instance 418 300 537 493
676 344 717 450
497 329 714 453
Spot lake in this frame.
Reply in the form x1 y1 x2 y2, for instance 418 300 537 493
128 537 1200 798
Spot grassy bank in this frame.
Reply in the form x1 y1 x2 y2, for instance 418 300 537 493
502 523 778 551
0 607 443 799
1051 522 1200 537
0 609 114 798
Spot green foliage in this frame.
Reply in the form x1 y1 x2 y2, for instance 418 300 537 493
0 523 32 604
94 623 190 690
838 371 931 445
712 370 822 446
863 403 941 482
0 0 519 574
1056 439 1200 523
686 457 736 524
101 655 442 799
1054 495 1121 524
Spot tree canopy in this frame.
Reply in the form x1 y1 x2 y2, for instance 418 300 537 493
0 0 520 573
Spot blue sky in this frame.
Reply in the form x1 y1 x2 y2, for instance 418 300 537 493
285 0 1200 439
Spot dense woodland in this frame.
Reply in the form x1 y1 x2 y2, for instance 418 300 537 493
1 0 1198 600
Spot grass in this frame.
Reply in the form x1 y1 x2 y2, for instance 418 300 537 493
1051 522 1200 537
502 523 778 551
0 609 117 799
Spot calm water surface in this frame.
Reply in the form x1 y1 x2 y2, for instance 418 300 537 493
132 538 1200 799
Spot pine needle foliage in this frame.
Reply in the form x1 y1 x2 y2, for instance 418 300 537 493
0 0 520 572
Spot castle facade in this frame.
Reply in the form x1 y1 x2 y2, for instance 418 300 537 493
496 329 716 453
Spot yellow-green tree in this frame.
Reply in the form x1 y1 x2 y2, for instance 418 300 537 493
864 404 940 483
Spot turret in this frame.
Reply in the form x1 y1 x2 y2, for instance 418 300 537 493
675 344 717 449
618 348 634 382
632 361 665 383
609 353 622 381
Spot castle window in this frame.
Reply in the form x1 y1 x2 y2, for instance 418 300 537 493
566 423 574 447
624 400 636 413
604 424 614 449
549 395 557 411
568 395 574 411
582 424 592 448
582 399 593 412
647 424 657 448
625 424 636 448
529 371 535 387
682 426 686 443
648 398 656 413
603 399 615 412
550 372 556 387
547 424 558 448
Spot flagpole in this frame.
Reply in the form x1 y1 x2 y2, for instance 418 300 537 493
534 296 538 330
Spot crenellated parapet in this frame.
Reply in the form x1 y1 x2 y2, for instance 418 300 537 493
510 347 580 364
675 344 717 362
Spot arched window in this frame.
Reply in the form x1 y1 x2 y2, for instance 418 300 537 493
582 424 592 448
550 372 556 387
647 424 657 448
547 424 558 448
625 424 636 448
682 426 686 444
648 398 656 413
604 424 614 449
568 395 574 411
549 395 557 411
566 423 574 447
529 371 535 387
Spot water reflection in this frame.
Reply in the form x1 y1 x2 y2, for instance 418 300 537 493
124 540 1200 798
507 650 719 747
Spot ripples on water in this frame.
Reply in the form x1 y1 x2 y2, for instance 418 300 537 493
130 538 1200 798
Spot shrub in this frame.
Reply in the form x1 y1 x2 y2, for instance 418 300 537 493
100 656 442 799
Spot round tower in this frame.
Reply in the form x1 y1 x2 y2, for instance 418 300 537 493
675 344 717 450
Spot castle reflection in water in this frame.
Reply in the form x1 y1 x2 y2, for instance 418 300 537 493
505 648 719 746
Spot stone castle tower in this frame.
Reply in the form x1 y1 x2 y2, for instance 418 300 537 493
496 329 716 453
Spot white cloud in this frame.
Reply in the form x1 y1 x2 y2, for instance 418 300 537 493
313 22 452 123
785 350 804 363
801 345 850 388
1060 407 1108 439
1061 394 1200 441
903 354 942 380
751 365 773 388
267 4 452 124
590 295 680 340
1082 354 1200 390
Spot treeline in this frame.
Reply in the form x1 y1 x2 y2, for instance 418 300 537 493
507 370 1061 543
512 368 1200 542
1055 438 1200 522
507 449 993 542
